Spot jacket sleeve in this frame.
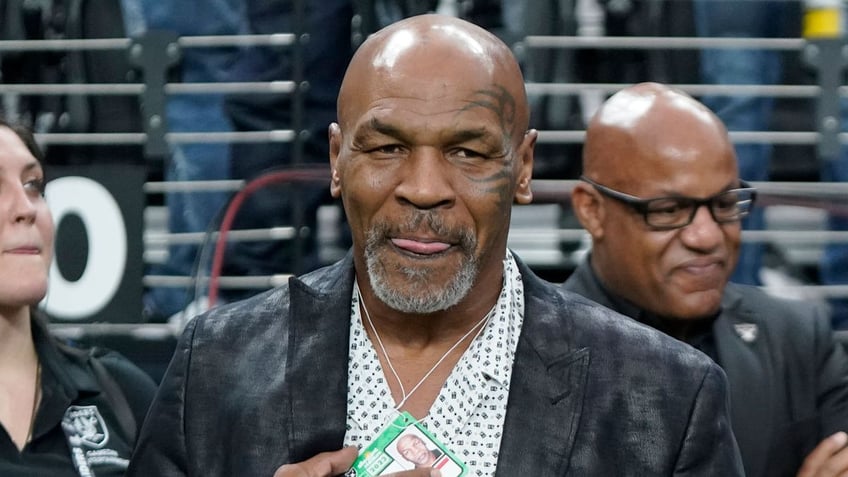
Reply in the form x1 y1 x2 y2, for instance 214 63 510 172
813 304 848 438
675 363 745 476
126 317 199 477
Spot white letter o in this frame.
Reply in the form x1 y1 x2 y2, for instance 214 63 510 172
43 177 127 320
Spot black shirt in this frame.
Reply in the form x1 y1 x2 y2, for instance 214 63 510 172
585 265 720 362
0 322 157 477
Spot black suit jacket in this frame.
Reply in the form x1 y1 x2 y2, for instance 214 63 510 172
128 253 743 476
564 257 848 477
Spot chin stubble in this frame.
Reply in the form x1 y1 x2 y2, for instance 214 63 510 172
364 214 478 314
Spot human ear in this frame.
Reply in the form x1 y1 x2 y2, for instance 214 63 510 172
571 181 605 239
329 123 342 198
513 130 537 205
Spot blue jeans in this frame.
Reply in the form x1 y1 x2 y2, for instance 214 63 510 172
122 0 243 317
694 0 788 286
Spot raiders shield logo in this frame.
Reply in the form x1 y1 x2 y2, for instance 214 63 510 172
62 405 110 448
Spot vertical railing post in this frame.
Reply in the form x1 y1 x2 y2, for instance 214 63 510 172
128 30 181 160
802 0 847 161
290 0 308 273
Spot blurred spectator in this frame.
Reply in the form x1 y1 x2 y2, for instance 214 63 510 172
694 0 848 327
220 0 354 303
120 0 245 320
693 0 789 286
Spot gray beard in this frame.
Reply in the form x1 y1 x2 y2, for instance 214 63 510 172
364 220 478 314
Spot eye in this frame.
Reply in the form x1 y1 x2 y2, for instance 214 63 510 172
368 144 406 157
453 148 484 159
24 178 45 197
648 198 688 217
713 192 740 212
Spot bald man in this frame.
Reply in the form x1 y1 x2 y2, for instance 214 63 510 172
565 82 848 477
128 19 742 477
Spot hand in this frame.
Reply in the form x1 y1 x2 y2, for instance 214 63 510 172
797 432 848 477
273 447 357 477
271 447 440 477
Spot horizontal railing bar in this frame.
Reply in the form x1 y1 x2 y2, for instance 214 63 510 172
168 130 296 144
140 179 848 199
142 274 291 288
31 129 834 146
0 37 130 52
524 35 805 51
508 227 848 244
178 33 296 48
536 130 839 145
0 81 297 96
2 82 833 98
531 180 848 197
760 284 848 298
50 323 180 339
144 226 298 245
141 270 848 298
33 130 295 145
144 180 246 193
0 33 295 52
527 83 827 98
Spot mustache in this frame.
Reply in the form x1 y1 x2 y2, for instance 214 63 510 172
369 211 475 250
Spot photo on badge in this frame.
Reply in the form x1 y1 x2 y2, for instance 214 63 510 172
347 412 467 477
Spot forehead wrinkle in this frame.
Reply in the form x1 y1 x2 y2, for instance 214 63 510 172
357 115 501 145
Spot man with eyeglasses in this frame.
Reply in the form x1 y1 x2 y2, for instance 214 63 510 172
564 82 848 477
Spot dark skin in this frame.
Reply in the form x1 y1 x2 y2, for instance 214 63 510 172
570 82 848 477
275 14 536 477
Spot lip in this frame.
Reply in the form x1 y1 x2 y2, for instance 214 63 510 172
391 236 452 255
677 257 724 273
4 246 41 255
674 257 726 289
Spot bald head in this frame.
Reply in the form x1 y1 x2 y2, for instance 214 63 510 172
583 82 736 185
337 14 529 144
572 82 745 322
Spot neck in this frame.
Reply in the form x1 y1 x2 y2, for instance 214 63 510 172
0 308 38 371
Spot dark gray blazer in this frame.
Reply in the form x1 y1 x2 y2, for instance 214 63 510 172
565 257 848 477
128 253 743 476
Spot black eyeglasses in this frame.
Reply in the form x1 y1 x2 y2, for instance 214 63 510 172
580 176 757 230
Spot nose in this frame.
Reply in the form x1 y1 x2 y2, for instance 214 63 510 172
394 148 455 209
679 203 723 251
10 186 37 224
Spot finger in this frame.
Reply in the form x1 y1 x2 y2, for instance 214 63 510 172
273 447 359 477
385 469 442 477
797 432 848 477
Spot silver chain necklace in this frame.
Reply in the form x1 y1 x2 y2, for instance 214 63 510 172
355 282 496 411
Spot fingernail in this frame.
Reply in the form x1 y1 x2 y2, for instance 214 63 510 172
430 470 442 477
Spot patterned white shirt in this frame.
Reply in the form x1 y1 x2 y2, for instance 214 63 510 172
344 252 525 476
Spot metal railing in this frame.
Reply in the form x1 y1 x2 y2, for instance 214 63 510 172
1 5 846 332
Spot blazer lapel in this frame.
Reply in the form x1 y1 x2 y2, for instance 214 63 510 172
285 263 354 462
714 292 773 477
495 268 589 476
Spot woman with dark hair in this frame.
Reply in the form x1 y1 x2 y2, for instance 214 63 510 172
0 119 156 476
